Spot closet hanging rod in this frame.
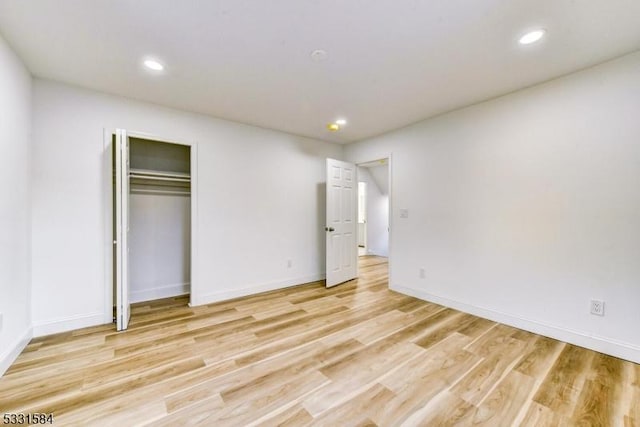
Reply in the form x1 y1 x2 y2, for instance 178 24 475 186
130 174 190 183
130 189 191 196
131 180 190 187
129 168 190 179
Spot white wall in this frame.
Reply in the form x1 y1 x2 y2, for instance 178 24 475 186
346 51 640 363
0 34 32 375
129 193 190 303
31 79 342 335
357 166 389 257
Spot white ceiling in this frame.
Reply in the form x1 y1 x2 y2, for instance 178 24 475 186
1 1 639 143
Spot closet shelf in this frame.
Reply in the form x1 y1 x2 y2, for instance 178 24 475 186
130 188 190 196
129 168 190 182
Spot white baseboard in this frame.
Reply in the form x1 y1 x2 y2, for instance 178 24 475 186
191 274 325 306
0 327 33 377
32 312 105 338
391 283 640 364
130 282 190 303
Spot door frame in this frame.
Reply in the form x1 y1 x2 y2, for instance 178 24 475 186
103 129 199 324
114 129 130 330
355 154 392 282
357 181 367 255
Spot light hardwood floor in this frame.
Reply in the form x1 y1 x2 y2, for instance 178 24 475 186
1 256 638 426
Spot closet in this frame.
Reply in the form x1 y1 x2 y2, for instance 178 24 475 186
112 129 194 331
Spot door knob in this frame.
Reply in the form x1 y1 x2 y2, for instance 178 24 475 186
325 227 335 232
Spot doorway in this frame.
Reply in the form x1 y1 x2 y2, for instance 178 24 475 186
357 181 367 256
106 129 198 331
357 158 390 259
324 156 391 288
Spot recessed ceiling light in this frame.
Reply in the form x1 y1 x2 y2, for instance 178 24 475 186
335 118 347 126
519 29 546 45
327 123 340 132
144 59 164 71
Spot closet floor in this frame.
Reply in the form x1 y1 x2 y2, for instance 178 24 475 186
1 256 639 425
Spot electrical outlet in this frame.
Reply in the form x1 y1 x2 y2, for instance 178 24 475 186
287 259 292 268
400 209 409 219
590 299 605 316
419 268 426 279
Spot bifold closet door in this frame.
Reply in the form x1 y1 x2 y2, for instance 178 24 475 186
115 129 131 331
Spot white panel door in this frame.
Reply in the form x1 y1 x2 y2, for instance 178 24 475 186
115 129 131 331
326 158 357 287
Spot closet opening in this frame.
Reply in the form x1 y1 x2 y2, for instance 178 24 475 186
108 129 197 331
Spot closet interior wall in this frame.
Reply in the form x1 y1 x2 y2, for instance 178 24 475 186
127 137 191 303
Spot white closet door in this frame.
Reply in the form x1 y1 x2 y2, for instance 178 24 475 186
115 129 131 331
326 158 358 287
